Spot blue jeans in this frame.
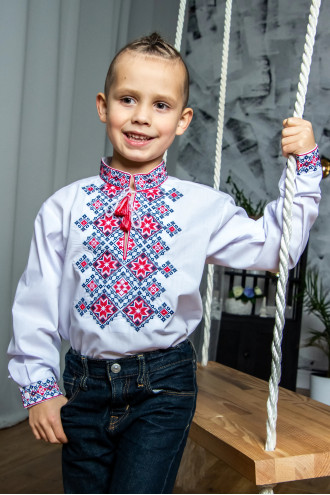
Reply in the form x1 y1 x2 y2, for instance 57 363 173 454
60 340 197 494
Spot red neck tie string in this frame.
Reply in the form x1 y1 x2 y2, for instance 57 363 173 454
114 193 132 233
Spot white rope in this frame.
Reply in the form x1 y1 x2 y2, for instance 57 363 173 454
259 485 276 495
201 0 233 367
164 0 187 164
265 0 321 452
174 0 187 51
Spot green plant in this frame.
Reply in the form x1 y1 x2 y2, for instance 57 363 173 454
226 174 266 219
303 269 330 377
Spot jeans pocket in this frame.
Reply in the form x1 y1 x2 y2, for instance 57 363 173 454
62 370 82 408
147 358 197 397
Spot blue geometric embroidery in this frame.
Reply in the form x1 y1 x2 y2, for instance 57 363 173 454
90 293 118 328
76 255 90 273
112 276 133 298
157 303 174 322
161 261 177 278
20 377 62 409
147 239 169 258
100 161 131 189
146 278 165 301
141 187 165 202
112 233 144 264
133 162 167 191
296 146 321 175
76 298 89 316
82 275 103 297
82 184 98 195
83 234 106 254
122 295 155 329
167 188 183 202
93 250 121 279
107 269 138 307
74 162 182 331
87 195 108 214
139 214 162 240
75 214 91 232
166 221 182 237
156 201 174 217
94 213 120 237
127 253 157 282
100 182 122 199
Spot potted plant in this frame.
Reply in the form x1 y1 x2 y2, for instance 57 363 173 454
226 174 266 219
303 268 330 405
225 285 263 315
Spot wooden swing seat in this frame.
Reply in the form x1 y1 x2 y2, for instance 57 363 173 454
189 361 330 488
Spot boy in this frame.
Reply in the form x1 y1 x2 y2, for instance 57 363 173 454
8 33 321 494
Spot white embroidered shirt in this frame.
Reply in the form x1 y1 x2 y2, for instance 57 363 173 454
8 148 322 407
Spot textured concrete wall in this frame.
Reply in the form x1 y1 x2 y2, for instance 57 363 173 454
177 0 330 379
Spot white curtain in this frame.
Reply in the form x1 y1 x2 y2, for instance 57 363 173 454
0 0 182 428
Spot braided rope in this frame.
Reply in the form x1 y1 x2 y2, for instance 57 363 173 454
201 0 233 367
174 0 187 51
164 0 187 165
265 0 321 452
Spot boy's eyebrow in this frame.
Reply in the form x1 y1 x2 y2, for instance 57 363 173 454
113 86 180 106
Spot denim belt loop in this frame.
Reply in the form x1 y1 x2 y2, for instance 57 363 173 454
80 355 89 391
137 354 146 388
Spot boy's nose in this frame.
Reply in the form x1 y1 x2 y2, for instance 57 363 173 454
131 104 151 126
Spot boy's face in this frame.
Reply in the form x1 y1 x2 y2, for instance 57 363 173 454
96 51 193 173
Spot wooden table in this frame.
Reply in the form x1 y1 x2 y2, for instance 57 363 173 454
189 362 330 489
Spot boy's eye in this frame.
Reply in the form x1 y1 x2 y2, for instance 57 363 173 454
121 97 135 105
155 102 169 110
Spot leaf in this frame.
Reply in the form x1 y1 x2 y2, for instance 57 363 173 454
226 174 266 218
303 268 330 375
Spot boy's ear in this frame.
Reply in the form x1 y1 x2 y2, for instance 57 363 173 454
96 93 108 123
176 107 193 136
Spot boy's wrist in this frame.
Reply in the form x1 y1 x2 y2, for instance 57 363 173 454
19 377 63 409
295 144 317 156
295 145 321 175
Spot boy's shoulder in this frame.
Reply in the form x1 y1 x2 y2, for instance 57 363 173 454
167 175 232 202
43 174 101 206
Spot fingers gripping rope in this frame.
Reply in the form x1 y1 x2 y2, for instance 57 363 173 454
265 0 321 452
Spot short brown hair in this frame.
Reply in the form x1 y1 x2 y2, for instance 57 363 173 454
104 32 190 107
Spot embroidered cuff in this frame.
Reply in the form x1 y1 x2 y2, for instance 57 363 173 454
296 145 321 175
19 377 63 409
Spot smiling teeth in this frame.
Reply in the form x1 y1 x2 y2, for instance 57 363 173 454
127 133 150 141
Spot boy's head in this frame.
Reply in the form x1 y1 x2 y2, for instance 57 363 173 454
104 32 190 108
96 33 193 174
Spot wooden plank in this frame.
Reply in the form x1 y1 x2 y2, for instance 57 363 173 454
190 362 330 486
0 420 63 493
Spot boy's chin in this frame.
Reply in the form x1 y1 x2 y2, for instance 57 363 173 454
111 152 165 173
118 153 165 166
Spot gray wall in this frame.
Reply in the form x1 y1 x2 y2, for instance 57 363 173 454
177 0 330 382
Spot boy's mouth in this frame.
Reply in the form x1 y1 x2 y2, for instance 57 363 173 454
124 132 153 142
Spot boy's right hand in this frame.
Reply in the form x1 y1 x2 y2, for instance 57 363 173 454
29 395 69 444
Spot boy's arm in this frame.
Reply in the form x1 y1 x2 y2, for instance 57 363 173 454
8 197 68 442
207 118 321 270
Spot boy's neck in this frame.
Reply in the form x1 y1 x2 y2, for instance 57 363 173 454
110 153 165 179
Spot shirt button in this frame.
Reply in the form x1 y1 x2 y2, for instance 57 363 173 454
111 363 121 373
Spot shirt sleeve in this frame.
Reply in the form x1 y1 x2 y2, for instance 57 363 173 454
8 198 66 408
206 146 322 270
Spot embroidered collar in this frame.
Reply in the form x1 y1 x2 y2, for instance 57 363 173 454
100 158 168 191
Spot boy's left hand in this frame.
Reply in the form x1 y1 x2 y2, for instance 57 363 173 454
281 117 316 158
